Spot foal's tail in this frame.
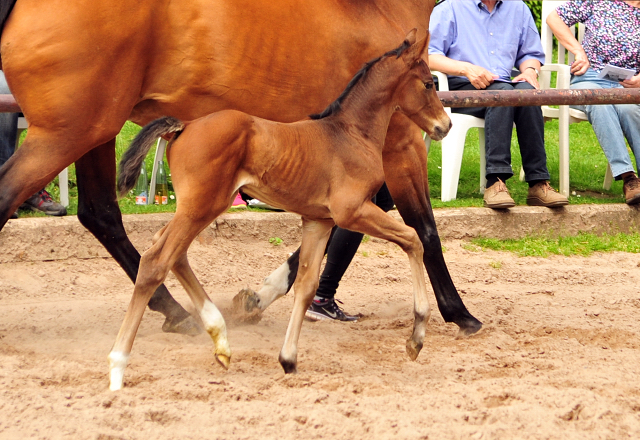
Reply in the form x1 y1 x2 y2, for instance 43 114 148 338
117 117 185 198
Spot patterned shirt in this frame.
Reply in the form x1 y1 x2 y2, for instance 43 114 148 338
556 0 640 74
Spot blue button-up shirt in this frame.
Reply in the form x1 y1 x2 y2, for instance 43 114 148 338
429 0 545 81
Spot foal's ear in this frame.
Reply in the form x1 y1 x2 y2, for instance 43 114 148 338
403 28 418 46
403 31 429 65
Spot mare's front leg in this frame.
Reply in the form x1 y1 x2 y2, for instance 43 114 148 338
279 219 334 373
335 201 430 360
75 141 200 336
383 115 482 337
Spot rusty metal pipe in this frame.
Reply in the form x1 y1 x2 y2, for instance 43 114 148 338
1 89 640 113
438 88 640 108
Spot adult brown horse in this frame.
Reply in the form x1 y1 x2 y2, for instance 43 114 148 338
0 0 481 336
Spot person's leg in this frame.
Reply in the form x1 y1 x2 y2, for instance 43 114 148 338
307 184 393 321
615 104 640 173
512 81 550 183
571 73 635 179
0 72 18 167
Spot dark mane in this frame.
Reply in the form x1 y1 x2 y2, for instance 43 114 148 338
309 39 412 120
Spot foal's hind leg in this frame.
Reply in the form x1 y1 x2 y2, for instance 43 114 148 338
172 254 231 369
279 219 334 374
335 201 430 361
108 213 224 390
75 142 200 336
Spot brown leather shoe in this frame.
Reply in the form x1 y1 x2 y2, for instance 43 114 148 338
623 175 640 205
484 179 515 209
526 181 569 207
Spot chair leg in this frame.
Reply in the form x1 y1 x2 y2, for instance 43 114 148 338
478 128 486 194
441 128 469 202
148 138 168 205
603 163 613 190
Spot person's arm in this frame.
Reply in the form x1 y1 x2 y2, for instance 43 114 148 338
546 10 590 76
429 54 495 90
621 74 640 89
514 59 541 89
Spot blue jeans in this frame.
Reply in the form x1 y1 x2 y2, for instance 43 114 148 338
571 68 640 179
449 79 550 182
0 71 18 166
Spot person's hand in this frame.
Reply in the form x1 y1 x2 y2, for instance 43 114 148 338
513 68 539 89
462 63 496 89
570 50 590 76
621 73 640 88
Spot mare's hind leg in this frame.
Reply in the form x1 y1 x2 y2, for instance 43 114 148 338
75 141 200 336
279 219 334 374
108 212 222 390
335 201 430 361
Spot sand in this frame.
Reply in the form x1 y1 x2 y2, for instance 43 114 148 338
1 228 640 439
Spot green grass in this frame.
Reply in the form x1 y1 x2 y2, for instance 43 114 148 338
469 232 640 257
426 119 626 209
19 114 629 218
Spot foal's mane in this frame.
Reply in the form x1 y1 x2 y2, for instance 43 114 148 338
309 39 412 120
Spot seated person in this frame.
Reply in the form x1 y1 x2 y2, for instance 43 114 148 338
429 0 568 209
547 0 640 204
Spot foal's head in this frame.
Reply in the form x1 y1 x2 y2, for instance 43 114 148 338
383 30 451 141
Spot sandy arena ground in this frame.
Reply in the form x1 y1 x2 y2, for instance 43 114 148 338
1 221 640 439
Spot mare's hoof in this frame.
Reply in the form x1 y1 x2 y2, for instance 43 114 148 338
215 353 231 370
455 317 483 339
405 339 423 361
162 315 203 336
231 288 263 324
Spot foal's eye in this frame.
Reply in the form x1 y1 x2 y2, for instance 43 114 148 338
424 82 434 90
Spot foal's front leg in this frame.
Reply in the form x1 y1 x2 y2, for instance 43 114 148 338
336 201 430 361
279 218 334 373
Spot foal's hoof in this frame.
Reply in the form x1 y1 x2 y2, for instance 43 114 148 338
231 288 263 324
215 353 231 370
278 354 297 374
455 317 483 339
162 315 203 336
405 339 423 361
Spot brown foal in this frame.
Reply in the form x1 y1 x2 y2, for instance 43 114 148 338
110 31 450 390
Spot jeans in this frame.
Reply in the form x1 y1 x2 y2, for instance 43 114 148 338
570 68 640 180
449 78 550 182
315 183 394 300
0 71 18 166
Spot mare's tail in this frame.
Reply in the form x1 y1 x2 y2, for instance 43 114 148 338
117 117 185 198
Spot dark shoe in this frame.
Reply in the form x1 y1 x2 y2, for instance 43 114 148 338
20 189 67 216
526 181 569 207
483 179 515 209
305 298 358 322
623 175 640 205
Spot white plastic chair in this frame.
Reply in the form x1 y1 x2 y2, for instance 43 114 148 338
425 71 488 202
16 116 69 207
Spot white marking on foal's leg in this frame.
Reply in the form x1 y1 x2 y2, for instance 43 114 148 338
255 260 292 310
108 351 130 391
201 300 231 369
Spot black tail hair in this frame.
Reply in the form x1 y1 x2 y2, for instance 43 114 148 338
117 117 184 198
0 0 18 66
